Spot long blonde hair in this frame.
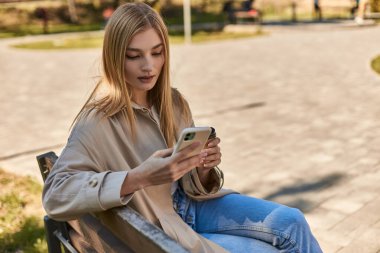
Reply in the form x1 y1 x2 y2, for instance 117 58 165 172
73 2 190 147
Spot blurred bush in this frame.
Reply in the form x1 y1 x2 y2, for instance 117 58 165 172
0 1 113 36
0 0 227 36
0 169 46 253
370 0 380 12
371 55 380 75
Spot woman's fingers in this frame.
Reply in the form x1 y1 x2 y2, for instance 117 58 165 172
200 143 222 167
147 142 215 184
177 153 203 172
203 159 221 168
203 153 222 163
206 137 220 148
202 146 220 156
172 141 201 161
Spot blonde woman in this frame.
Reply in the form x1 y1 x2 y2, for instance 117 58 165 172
42 3 323 253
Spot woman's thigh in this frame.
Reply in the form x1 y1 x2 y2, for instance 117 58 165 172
194 193 308 246
201 233 279 253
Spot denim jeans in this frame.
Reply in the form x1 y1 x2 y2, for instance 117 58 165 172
172 187 323 253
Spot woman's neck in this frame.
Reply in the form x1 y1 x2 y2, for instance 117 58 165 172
132 91 150 108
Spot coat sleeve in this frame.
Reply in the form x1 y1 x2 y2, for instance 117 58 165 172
180 167 224 199
42 116 133 221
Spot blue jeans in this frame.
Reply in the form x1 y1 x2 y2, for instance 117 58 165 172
173 187 323 253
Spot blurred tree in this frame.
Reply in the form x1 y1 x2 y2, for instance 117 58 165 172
144 0 160 11
93 0 101 9
200 0 209 12
149 0 172 14
370 0 380 12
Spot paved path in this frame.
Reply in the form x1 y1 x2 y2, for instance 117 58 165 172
1 23 380 252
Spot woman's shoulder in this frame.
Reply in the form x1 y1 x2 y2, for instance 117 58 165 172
74 108 105 130
171 88 190 110
65 108 131 156
171 87 182 100
71 108 120 140
170 87 193 128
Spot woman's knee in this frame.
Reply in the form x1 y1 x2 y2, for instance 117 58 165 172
277 206 310 234
273 206 322 252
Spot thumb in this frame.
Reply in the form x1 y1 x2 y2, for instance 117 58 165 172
154 148 174 158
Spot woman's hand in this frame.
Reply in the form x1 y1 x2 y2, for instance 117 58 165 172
121 142 206 196
196 137 222 184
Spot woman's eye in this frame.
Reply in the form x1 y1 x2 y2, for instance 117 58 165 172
152 51 162 56
126 55 139 59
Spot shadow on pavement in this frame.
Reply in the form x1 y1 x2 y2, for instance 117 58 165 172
197 101 265 118
242 173 346 213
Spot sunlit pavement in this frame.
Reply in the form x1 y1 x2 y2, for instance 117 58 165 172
1 22 380 252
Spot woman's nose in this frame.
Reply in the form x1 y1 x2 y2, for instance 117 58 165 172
141 57 153 72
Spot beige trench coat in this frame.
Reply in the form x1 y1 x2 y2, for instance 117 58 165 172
42 99 235 253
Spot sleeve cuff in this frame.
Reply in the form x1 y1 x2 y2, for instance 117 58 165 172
191 167 222 194
180 167 224 197
98 171 134 210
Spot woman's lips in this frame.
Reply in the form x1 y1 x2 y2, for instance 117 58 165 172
138 75 155 83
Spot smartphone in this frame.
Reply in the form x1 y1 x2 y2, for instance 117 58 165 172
172 127 212 157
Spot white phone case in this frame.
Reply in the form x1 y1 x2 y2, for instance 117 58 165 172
172 127 211 157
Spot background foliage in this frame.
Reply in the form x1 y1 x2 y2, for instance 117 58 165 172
0 169 47 253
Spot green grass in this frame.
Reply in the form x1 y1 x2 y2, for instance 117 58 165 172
0 32 18 39
371 55 380 75
11 30 264 50
12 35 104 50
0 23 103 38
0 169 47 253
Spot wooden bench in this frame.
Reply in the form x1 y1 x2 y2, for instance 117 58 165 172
37 151 189 253
364 3 380 19
365 12 380 18
235 9 262 23
315 0 358 19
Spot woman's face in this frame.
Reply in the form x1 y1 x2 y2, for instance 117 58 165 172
124 27 165 101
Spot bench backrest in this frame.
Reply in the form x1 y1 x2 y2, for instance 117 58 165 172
37 151 189 253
